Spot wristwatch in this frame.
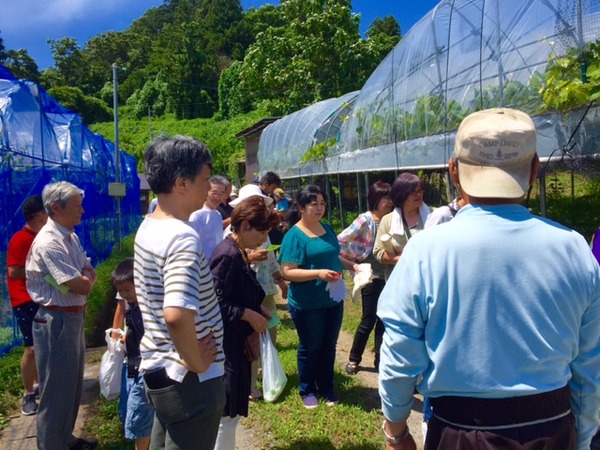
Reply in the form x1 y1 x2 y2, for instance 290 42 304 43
382 421 410 445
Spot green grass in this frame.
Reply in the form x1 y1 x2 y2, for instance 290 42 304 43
0 270 382 448
243 301 384 450
84 396 131 449
0 347 26 430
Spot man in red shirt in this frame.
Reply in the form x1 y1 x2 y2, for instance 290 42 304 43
7 195 48 415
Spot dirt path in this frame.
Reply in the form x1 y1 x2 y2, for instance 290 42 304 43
334 327 426 449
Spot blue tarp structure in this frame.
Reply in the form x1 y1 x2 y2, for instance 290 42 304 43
0 65 142 353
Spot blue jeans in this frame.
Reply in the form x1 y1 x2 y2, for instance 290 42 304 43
289 302 343 398
118 365 154 440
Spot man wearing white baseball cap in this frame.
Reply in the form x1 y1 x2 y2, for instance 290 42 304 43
378 108 600 450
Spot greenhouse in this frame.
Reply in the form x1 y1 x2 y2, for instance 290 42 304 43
0 65 141 353
258 91 359 178
258 0 600 180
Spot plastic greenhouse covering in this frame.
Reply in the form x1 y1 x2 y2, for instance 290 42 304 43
0 65 141 353
259 0 600 179
259 91 358 178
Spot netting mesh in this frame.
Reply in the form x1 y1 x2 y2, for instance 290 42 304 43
0 66 141 353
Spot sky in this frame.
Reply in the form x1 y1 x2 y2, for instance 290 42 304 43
0 0 440 70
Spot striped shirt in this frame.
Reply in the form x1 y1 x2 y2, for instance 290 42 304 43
26 218 89 307
134 217 224 383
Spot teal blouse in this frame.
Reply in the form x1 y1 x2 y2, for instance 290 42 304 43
278 223 343 310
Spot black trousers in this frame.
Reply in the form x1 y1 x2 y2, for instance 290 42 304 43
591 427 600 450
348 278 385 365
426 386 576 450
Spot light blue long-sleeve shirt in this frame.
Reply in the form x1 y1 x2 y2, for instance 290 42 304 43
378 204 600 449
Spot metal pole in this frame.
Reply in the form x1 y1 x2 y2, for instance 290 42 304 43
112 63 122 250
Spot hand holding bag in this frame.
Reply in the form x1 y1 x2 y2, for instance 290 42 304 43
245 331 261 362
99 328 126 399
260 331 287 402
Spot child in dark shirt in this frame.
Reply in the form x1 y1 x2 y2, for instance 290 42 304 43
110 258 154 450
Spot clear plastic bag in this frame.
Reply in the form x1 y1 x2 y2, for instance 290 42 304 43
260 332 287 402
99 328 125 399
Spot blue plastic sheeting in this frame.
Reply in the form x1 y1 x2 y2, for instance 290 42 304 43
0 65 142 353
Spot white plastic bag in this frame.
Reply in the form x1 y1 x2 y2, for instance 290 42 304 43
351 263 373 303
99 328 125 399
260 332 287 402
326 276 347 302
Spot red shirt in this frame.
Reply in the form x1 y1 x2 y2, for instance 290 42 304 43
7 226 37 308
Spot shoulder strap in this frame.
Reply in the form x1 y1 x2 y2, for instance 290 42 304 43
401 213 413 240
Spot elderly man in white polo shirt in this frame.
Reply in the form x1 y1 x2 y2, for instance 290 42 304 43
26 181 97 450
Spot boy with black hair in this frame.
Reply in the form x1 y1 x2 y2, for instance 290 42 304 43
110 258 154 450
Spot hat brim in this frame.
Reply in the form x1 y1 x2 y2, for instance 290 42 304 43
229 194 273 207
458 161 531 198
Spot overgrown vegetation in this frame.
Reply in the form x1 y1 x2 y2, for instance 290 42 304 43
85 235 136 348
90 109 266 178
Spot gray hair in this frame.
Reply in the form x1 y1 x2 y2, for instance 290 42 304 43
42 181 84 216
210 175 230 188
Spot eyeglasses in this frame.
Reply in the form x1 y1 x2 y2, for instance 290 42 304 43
411 187 424 196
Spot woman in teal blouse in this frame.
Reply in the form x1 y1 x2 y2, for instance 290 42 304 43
279 185 355 409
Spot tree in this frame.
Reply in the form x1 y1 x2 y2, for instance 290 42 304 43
0 33 41 82
47 86 112 124
126 76 169 119
234 0 400 115
0 34 5 58
84 32 133 96
218 60 252 118
47 38 88 88
366 16 401 39
2 48 40 82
